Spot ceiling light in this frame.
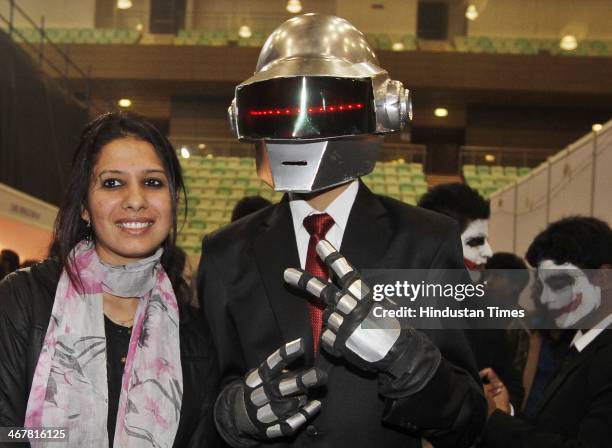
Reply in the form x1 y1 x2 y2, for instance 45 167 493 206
592 123 603 132
116 0 132 10
118 98 132 108
465 4 478 21
391 42 404 51
560 34 578 51
286 0 302 14
198 143 206 149
180 147 190 159
485 154 496 162
238 25 252 39
434 107 448 118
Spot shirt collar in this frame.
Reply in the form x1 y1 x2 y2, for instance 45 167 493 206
570 313 612 352
289 180 359 232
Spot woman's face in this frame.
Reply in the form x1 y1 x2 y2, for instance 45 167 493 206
82 137 173 265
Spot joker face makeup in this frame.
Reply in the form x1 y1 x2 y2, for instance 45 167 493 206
461 219 493 270
538 260 601 328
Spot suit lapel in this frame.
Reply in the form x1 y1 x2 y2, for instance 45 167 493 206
252 198 314 360
535 330 612 414
340 181 392 270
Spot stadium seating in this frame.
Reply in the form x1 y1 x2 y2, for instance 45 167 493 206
454 35 611 57
10 26 610 57
462 164 532 198
12 28 141 44
177 155 427 255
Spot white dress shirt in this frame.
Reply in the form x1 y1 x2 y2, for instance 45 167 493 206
570 313 612 352
288 180 359 269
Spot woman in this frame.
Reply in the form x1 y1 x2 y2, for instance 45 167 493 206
0 112 218 447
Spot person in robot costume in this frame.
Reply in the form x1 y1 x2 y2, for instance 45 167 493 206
199 14 486 448
418 183 493 280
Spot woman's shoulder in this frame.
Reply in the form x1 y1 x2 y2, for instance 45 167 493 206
0 259 60 327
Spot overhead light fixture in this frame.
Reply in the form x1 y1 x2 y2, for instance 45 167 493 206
484 154 496 162
238 25 252 39
286 0 302 14
116 0 133 10
198 143 206 149
592 123 603 132
391 42 404 51
118 98 132 108
180 147 191 159
560 34 578 50
465 4 479 21
434 107 448 118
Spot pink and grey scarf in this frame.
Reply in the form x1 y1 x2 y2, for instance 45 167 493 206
25 241 182 447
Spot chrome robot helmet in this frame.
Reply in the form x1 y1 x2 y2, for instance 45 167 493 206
228 13 412 192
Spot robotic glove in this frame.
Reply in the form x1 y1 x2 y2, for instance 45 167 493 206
214 338 327 447
284 240 441 396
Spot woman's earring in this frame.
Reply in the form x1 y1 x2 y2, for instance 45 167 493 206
85 220 92 242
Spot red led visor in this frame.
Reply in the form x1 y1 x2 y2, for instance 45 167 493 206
249 103 364 117
236 76 375 140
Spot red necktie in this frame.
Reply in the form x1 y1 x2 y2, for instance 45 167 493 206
303 213 335 353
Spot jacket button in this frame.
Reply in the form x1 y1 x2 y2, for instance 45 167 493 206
305 425 319 437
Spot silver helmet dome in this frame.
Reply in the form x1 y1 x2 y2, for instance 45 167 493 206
228 14 412 192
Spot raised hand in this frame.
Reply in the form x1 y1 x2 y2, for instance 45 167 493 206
217 338 327 443
284 240 441 387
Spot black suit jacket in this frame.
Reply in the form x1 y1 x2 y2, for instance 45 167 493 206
199 182 486 447
482 329 612 447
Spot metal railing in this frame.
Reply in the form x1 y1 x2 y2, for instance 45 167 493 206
460 145 559 169
0 0 114 114
170 137 427 164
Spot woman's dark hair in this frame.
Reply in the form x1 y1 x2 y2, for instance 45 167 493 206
52 111 187 297
231 195 272 222
418 183 490 233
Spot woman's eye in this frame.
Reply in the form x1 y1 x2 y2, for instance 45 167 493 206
145 178 164 188
102 179 122 188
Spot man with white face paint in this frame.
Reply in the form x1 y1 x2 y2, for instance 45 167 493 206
418 183 524 409
537 260 602 329
198 14 485 448
418 183 493 278
482 216 612 447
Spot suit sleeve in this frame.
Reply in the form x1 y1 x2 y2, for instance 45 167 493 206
381 225 487 448
197 236 247 387
482 347 612 448
182 308 222 448
0 273 30 427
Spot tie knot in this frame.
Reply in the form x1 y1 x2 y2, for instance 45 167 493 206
303 213 335 240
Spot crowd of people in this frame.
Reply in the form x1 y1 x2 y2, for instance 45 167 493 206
1 13 610 448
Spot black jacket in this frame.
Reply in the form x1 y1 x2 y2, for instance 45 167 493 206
482 329 612 447
0 258 219 447
199 183 487 448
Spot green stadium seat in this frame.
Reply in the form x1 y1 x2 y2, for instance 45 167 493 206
454 36 469 52
476 165 491 175
463 164 476 174
518 167 531 176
